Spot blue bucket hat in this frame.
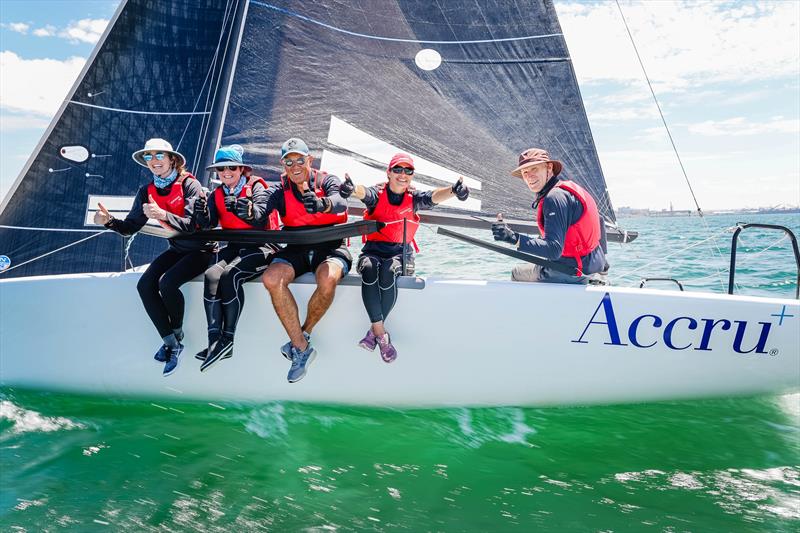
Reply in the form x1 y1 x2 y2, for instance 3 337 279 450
206 145 252 171
280 137 310 159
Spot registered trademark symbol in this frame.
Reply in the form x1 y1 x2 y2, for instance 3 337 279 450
769 349 779 356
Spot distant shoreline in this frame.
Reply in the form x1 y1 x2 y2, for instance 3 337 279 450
617 208 800 217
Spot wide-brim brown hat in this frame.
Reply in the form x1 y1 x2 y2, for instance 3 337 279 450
132 138 186 168
511 148 562 177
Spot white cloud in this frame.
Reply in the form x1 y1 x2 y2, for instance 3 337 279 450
688 116 800 136
3 22 30 34
59 18 108 44
600 147 800 210
587 106 659 122
0 113 50 131
0 51 86 116
556 1 800 90
32 25 57 37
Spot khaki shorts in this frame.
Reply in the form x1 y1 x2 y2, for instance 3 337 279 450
511 263 609 285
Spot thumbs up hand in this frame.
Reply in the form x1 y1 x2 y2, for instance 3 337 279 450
194 190 208 217
223 193 236 212
339 173 355 199
451 177 470 201
235 186 255 222
143 194 168 221
492 213 519 245
302 188 328 213
94 202 113 226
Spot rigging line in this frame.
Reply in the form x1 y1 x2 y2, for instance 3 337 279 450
530 64 615 218
614 0 702 218
0 230 111 275
611 226 736 281
177 0 234 151
191 0 237 174
250 1 562 45
615 0 729 289
0 224 106 233
68 100 210 116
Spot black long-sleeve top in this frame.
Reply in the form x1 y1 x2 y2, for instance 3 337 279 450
262 172 348 229
105 178 214 252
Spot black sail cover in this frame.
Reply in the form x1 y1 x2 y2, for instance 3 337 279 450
0 0 618 279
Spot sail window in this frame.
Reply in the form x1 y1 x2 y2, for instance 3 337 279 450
415 49 442 71
59 145 90 164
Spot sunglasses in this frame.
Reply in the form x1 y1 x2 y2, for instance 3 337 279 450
142 152 166 162
218 165 241 172
389 166 414 175
282 157 306 167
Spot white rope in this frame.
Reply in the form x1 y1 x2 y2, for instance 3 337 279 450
0 230 112 274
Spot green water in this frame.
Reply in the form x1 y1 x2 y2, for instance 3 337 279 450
2 213 799 531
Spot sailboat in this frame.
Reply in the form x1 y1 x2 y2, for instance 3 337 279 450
1 0 797 408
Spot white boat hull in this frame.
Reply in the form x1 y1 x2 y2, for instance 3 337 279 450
1 272 798 407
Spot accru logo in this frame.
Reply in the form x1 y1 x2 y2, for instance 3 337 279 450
572 292 779 354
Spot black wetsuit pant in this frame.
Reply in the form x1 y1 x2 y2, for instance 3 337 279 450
203 244 278 343
357 252 412 324
137 248 213 339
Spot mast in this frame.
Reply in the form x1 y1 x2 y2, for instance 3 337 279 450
195 0 250 186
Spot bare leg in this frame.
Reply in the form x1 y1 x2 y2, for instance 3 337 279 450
262 262 307 349
302 261 343 335
371 321 386 336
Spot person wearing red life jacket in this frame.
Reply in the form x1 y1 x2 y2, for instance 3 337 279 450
193 145 281 372
491 148 609 284
338 152 470 362
260 137 351 383
93 138 214 377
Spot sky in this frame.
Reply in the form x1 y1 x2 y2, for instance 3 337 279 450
0 0 798 211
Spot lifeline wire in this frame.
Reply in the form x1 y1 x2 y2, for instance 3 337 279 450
0 230 111 275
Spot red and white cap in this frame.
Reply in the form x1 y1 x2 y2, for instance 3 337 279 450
388 152 414 170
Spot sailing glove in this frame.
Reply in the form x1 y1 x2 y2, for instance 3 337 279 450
224 194 237 212
303 190 331 213
235 197 254 222
339 176 355 199
451 178 470 201
194 196 208 217
492 221 520 245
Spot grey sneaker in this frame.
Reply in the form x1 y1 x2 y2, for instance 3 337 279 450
280 331 310 361
287 342 317 383
163 344 184 376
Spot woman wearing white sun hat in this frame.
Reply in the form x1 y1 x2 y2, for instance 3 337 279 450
93 138 215 377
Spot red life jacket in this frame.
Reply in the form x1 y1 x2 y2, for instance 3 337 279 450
363 184 420 250
536 180 601 276
147 172 197 230
213 176 281 230
280 169 347 227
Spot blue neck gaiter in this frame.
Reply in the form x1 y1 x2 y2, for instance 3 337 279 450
223 176 247 196
153 168 178 189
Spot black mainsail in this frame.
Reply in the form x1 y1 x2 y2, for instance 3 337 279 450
0 0 628 279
